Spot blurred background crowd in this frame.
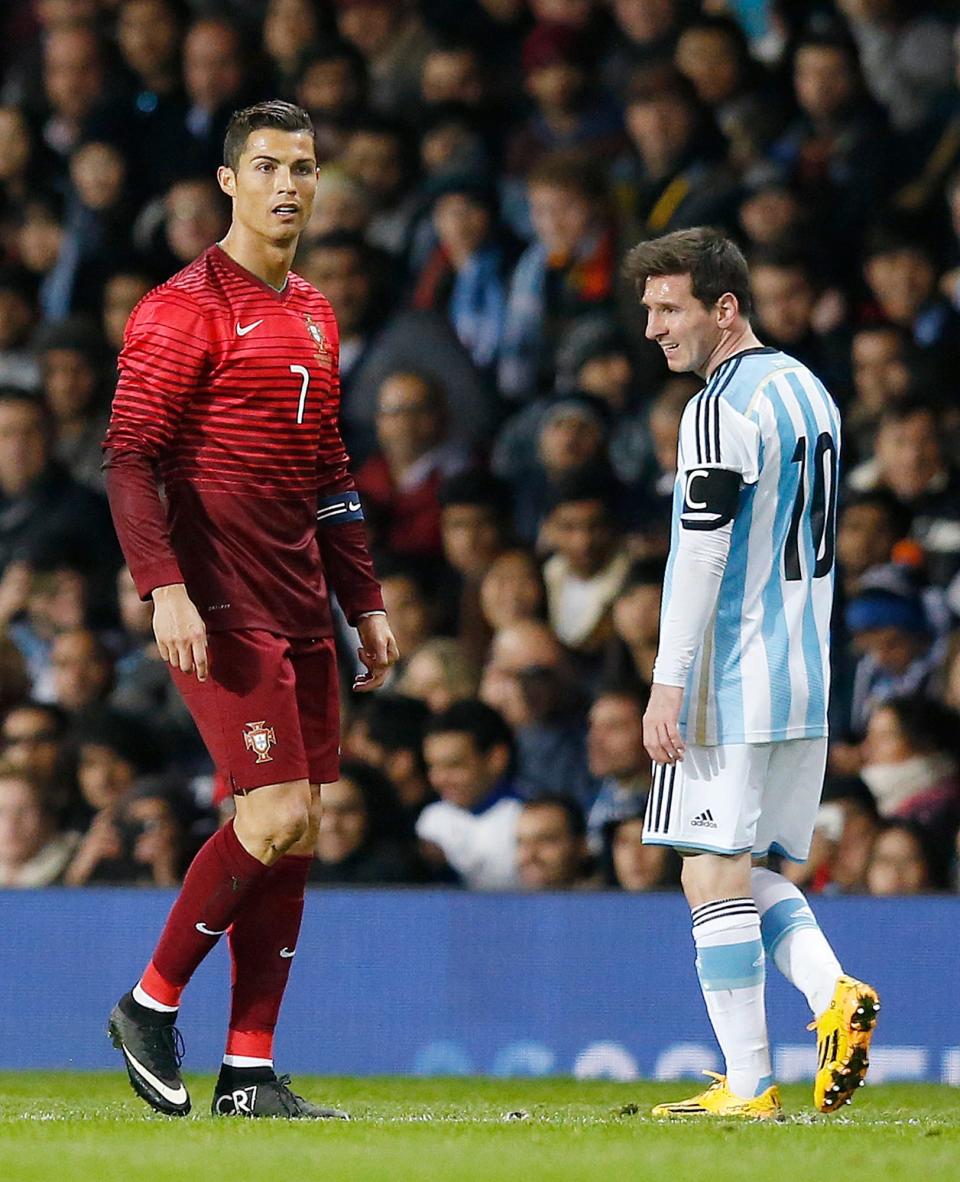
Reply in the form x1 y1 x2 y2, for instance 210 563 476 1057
1 0 960 897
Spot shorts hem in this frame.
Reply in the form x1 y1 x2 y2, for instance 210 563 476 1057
752 841 807 864
642 837 754 856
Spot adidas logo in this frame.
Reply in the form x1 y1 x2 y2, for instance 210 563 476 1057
690 809 718 829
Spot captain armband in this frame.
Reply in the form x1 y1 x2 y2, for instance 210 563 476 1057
317 491 365 526
679 467 741 531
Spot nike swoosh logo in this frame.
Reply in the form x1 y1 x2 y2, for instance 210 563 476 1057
122 1046 188 1106
195 922 228 936
279 947 296 958
236 319 264 336
347 501 361 512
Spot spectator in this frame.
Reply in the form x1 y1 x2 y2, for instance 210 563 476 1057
411 174 515 376
345 694 436 828
673 14 770 132
604 557 664 685
479 547 547 634
603 809 679 891
110 565 201 761
585 686 650 847
339 116 419 257
0 765 76 886
497 393 612 544
866 819 944 895
65 775 191 886
541 472 630 657
397 638 481 717
41 25 106 161
295 43 368 164
0 700 71 815
0 390 120 608
102 269 154 357
376 559 436 671
838 563 946 741
860 221 960 366
69 707 161 827
0 269 40 390
844 324 913 463
859 695 960 837
614 68 739 243
436 470 512 658
50 628 115 716
499 151 617 400
2 557 87 699
302 165 373 243
835 491 911 603
846 400 960 588
480 619 597 804
771 30 894 258
504 22 623 175
262 0 329 100
152 175 230 273
334 0 435 120
516 793 596 890
34 318 111 490
356 370 471 559
300 232 495 462
602 0 681 97
417 700 523 889
180 16 251 176
748 246 846 390
311 760 426 885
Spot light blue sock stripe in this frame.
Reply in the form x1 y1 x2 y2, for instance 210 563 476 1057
760 898 820 958
696 937 765 992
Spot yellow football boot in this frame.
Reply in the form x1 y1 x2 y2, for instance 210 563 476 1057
652 1072 783 1120
810 975 880 1113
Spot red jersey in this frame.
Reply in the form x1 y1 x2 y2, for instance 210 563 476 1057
104 245 383 635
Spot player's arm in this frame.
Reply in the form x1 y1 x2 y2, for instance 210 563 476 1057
103 292 210 680
645 397 760 765
314 347 398 690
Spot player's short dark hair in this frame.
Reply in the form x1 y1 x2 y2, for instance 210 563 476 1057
522 792 586 839
425 699 515 760
624 226 753 318
223 101 315 172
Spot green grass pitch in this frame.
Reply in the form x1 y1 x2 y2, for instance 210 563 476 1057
1 1074 957 1182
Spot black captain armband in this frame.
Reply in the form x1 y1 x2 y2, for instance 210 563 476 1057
317 491 365 526
680 467 741 531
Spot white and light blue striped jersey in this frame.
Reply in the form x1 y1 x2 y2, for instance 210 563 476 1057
662 346 842 745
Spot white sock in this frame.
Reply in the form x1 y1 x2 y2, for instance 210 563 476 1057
133 981 178 1014
222 1054 273 1069
751 866 842 1017
691 898 772 1099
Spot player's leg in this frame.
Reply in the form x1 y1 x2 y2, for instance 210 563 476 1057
645 746 779 1119
213 636 347 1119
108 631 314 1115
752 739 879 1112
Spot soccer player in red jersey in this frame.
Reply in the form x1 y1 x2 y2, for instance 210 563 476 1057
104 101 399 1119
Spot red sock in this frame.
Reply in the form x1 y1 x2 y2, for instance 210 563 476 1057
141 821 270 1007
224 854 312 1062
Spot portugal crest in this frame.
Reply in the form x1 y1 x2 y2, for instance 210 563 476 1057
243 721 276 763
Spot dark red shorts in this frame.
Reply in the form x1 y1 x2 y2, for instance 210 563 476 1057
171 630 340 794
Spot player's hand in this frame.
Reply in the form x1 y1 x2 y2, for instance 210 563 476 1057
353 613 399 692
643 683 686 766
151 583 209 681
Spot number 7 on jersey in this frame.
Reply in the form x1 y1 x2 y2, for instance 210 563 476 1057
289 364 310 424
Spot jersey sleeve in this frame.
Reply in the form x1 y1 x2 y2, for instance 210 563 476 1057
103 290 209 458
314 323 385 625
678 392 760 483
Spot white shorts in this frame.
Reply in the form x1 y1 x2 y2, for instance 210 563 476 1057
641 737 828 862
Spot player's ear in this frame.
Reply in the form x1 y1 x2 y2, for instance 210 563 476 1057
716 292 738 328
217 166 236 198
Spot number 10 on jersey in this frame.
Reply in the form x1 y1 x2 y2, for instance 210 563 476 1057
784 431 838 582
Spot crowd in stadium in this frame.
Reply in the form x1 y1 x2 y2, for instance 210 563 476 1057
0 0 959 895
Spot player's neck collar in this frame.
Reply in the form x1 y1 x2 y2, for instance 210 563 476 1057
213 243 290 296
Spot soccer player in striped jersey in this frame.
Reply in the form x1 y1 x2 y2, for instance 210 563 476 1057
626 228 879 1120
104 101 399 1119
